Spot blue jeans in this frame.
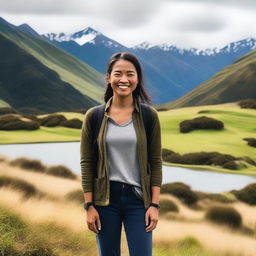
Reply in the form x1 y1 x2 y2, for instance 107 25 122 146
94 180 152 256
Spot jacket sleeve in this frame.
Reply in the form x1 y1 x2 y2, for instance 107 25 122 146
80 108 96 192
148 107 162 187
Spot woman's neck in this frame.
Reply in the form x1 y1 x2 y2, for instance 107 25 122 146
111 94 134 109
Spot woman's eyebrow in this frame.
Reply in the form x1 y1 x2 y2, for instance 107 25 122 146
113 70 135 73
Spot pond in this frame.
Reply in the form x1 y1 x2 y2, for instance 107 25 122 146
0 142 255 193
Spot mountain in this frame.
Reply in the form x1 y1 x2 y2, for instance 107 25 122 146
42 28 197 103
0 17 105 113
16 23 41 38
43 27 256 104
0 33 95 113
158 49 256 109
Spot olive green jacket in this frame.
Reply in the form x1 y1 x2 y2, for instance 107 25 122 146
80 96 162 209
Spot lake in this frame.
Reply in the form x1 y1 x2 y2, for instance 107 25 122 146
0 142 255 193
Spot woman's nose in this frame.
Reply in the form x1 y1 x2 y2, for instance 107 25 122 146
119 75 129 83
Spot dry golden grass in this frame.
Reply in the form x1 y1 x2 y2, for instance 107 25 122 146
155 219 256 256
0 158 256 256
0 160 81 198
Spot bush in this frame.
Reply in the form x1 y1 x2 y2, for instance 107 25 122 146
0 107 18 115
231 183 256 205
196 191 236 203
65 189 84 203
161 182 198 205
60 118 82 129
161 149 239 169
159 198 179 215
0 176 39 198
10 157 46 173
0 114 40 130
243 138 256 148
180 116 224 133
0 207 54 256
223 160 238 170
38 114 67 127
46 165 77 179
205 205 242 228
238 98 256 109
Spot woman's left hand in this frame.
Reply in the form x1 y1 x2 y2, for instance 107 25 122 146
145 206 159 232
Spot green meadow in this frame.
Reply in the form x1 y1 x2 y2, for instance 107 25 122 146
0 101 255 175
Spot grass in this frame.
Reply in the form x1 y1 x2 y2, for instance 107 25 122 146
0 160 256 256
0 101 256 176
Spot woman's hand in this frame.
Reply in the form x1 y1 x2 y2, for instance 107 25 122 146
145 206 159 232
86 206 101 234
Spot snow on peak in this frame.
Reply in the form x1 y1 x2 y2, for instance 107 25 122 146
132 41 156 50
43 27 101 46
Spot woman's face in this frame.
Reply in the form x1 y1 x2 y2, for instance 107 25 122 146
108 59 138 98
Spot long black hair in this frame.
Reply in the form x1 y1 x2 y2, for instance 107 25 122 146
104 52 151 104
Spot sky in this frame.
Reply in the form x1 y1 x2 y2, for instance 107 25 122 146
0 0 256 49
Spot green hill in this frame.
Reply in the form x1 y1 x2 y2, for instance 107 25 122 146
0 34 99 113
0 17 105 113
158 49 256 110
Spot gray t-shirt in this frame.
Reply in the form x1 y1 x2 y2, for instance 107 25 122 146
106 117 143 199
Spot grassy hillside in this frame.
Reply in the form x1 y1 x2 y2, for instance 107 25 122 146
0 17 105 107
0 34 98 113
159 49 256 110
0 101 255 175
0 157 255 256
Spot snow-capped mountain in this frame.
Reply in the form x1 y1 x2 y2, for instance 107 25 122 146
42 27 123 48
12 20 256 104
133 38 256 56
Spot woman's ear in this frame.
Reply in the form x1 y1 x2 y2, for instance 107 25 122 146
105 74 110 84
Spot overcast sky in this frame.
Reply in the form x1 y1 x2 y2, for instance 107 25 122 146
1 0 255 49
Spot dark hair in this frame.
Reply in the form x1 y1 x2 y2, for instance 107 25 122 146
104 52 151 104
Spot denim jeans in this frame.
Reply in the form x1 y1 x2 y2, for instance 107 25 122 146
94 180 152 256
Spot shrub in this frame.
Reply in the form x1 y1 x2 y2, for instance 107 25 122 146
161 149 238 169
180 115 224 133
238 98 256 109
223 160 238 170
60 118 83 129
46 165 77 179
0 176 39 198
231 183 256 205
38 114 67 127
0 114 40 130
161 182 198 205
0 107 18 115
0 207 27 255
198 192 237 203
159 198 179 215
65 189 84 203
243 138 256 148
205 205 242 228
9 157 46 173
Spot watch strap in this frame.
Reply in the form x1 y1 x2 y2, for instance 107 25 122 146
149 202 160 209
84 201 94 210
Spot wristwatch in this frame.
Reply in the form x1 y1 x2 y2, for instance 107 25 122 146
84 201 94 211
149 202 160 209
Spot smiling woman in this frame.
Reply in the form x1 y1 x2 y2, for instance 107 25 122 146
80 52 163 256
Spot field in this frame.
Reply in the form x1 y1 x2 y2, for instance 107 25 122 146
0 101 255 175
0 155 256 256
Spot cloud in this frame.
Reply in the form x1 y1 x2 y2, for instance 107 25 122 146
0 0 255 49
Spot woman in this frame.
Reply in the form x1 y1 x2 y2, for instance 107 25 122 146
80 52 162 256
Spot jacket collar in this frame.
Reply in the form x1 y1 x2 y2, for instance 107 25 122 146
104 95 140 113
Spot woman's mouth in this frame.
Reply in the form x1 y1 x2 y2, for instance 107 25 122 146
118 85 129 89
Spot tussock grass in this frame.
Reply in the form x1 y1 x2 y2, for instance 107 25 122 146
1 161 256 255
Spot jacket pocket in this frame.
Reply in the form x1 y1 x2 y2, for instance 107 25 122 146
93 176 105 201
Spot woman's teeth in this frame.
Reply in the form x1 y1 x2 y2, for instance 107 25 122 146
118 85 129 89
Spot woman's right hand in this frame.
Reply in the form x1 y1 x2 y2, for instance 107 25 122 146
86 206 101 234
